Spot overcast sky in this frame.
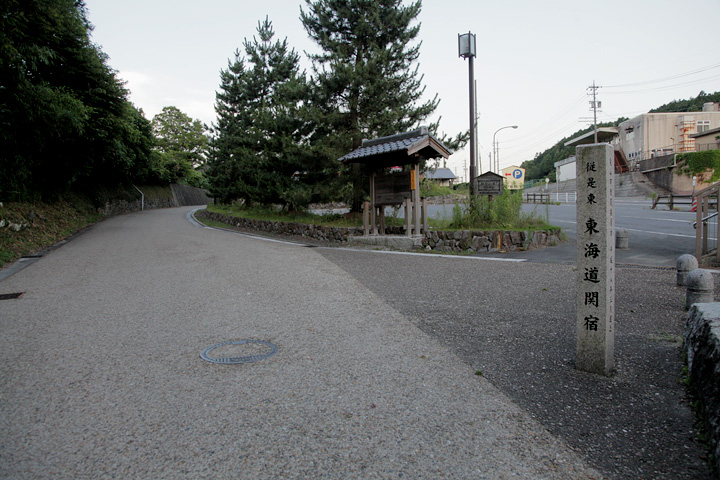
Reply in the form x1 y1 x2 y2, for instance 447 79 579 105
84 0 720 181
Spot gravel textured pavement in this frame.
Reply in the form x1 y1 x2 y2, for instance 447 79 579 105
0 207 603 479
317 250 714 479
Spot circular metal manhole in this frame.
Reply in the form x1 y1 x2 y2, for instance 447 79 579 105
200 340 278 365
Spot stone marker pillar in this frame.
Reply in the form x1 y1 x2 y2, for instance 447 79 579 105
576 144 615 376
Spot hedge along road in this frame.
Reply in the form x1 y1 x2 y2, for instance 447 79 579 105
0 206 602 479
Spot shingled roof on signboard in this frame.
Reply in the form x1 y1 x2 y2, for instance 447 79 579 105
338 126 451 166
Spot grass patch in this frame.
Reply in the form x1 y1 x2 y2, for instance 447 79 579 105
206 203 363 228
208 194 560 233
447 190 558 231
0 195 103 267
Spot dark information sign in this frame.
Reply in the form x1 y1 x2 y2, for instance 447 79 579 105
375 173 411 205
474 173 503 196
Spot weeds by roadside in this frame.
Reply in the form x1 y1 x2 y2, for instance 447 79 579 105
0 195 102 267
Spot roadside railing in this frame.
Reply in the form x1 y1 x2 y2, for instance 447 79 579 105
550 192 577 203
693 183 720 262
523 192 577 204
524 193 549 203
651 194 694 210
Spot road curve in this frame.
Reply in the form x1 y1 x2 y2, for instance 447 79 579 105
0 206 601 479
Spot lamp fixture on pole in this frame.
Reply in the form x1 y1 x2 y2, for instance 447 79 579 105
492 125 518 174
458 32 476 194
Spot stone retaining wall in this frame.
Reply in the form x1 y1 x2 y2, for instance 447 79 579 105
197 210 563 252
684 303 720 475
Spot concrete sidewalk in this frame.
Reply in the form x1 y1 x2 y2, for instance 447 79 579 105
0 207 601 479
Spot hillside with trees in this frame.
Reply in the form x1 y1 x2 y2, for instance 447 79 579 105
520 120 626 182
0 0 207 202
521 91 720 181
650 90 720 113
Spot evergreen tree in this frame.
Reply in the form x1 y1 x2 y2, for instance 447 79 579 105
301 0 437 148
300 0 463 208
208 18 314 209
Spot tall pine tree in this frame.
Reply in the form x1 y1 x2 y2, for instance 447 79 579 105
301 0 437 149
300 0 464 208
207 18 314 209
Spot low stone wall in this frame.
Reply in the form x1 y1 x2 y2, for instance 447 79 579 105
423 228 563 253
197 210 563 252
198 210 361 242
684 303 720 474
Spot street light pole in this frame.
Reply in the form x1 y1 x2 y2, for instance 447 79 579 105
458 32 476 194
492 125 518 175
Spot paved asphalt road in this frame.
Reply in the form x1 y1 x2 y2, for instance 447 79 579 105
0 207 603 479
1 205 714 479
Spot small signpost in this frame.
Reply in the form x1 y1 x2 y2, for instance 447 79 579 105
576 144 615 376
474 172 503 197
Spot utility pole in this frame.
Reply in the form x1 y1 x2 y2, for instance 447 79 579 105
475 79 481 175
458 33 476 194
588 81 601 143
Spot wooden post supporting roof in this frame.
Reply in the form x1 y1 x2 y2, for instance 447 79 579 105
338 127 452 236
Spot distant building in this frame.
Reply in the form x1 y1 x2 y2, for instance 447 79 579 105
617 102 720 169
690 126 720 152
561 102 720 176
423 167 457 187
554 156 577 182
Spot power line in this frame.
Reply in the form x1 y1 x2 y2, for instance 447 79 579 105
602 74 720 95
603 62 720 88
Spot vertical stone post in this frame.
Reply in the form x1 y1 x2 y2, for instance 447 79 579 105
576 144 615 376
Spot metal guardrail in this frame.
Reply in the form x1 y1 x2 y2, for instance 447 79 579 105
523 192 577 203
550 192 577 203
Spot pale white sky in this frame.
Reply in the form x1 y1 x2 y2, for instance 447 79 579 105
85 0 720 181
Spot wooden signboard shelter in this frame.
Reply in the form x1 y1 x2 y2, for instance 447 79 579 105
338 127 452 237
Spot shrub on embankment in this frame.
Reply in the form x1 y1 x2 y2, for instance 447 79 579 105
0 184 210 267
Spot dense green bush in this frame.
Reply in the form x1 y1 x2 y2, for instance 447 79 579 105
450 190 549 230
677 150 720 182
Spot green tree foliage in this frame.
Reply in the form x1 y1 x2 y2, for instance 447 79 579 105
207 18 315 210
151 106 208 187
0 0 154 201
300 0 462 207
650 91 720 113
301 0 437 147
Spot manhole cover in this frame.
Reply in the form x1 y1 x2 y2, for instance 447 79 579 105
200 340 278 365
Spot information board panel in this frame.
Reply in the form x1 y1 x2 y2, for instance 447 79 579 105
474 177 503 196
375 173 412 205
